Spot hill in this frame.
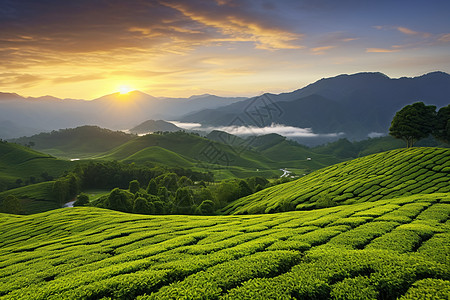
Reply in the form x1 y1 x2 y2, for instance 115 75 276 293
0 193 448 298
312 136 448 159
10 126 136 158
0 141 72 191
181 72 450 140
222 147 450 214
97 132 280 178
129 120 182 134
122 146 195 168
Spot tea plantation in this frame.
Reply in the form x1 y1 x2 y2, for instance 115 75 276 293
222 147 450 214
0 193 449 299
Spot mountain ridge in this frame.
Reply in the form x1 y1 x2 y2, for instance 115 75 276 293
180 71 450 140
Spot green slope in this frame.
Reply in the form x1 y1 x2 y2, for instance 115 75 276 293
0 193 448 299
11 125 136 158
122 146 195 168
261 140 343 168
222 147 450 214
99 132 278 174
0 141 72 190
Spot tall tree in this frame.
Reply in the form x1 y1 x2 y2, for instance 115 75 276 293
128 180 140 194
433 104 450 144
389 102 436 148
146 179 158 195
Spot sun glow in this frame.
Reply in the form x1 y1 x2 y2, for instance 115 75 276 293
118 85 133 94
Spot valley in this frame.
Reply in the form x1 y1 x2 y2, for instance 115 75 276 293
0 73 449 299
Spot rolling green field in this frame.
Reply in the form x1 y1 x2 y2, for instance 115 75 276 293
223 147 450 214
11 126 136 159
0 142 73 190
0 193 449 299
122 146 195 168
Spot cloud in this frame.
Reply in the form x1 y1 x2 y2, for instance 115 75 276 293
366 48 400 53
396 26 431 38
161 0 304 50
438 33 450 43
52 74 105 84
373 25 432 39
172 121 344 138
0 73 43 88
169 121 202 130
310 46 336 55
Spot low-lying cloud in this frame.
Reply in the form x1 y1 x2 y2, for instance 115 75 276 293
171 121 344 138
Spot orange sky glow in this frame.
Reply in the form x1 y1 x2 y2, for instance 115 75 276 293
1 0 449 99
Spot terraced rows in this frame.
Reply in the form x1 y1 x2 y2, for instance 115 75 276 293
0 193 449 299
222 147 450 214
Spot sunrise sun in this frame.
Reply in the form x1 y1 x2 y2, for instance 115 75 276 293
118 85 133 94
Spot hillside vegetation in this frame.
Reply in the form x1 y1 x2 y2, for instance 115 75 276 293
0 141 72 191
0 193 448 299
97 132 284 179
222 148 450 214
10 126 136 158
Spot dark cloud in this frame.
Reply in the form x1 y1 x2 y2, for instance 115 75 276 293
0 0 302 63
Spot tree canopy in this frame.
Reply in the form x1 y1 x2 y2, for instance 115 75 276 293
433 104 450 144
389 102 436 148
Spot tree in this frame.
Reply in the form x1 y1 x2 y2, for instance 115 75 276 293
15 178 23 187
52 180 69 204
389 102 436 148
74 193 89 206
129 180 140 194
195 200 215 215
433 104 450 144
178 176 193 187
133 197 154 214
0 195 22 214
175 187 193 207
106 188 133 212
146 179 158 195
237 180 253 198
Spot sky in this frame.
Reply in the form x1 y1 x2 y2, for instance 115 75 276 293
1 0 450 99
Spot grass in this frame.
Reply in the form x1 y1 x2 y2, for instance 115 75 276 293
0 193 448 299
0 182 64 214
10 125 136 158
99 132 275 170
0 142 73 190
122 146 195 168
222 147 450 214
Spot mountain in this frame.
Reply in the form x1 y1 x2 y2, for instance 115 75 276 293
10 126 136 157
0 91 247 139
0 120 45 139
129 120 182 134
222 147 450 214
180 72 450 140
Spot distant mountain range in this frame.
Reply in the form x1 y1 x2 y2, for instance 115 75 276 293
0 92 245 139
1 71 449 140
181 71 450 139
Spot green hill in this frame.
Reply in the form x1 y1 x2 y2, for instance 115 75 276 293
0 141 72 191
122 146 195 168
0 181 61 214
312 136 447 159
129 120 182 134
222 148 450 214
99 132 280 178
10 125 136 158
0 193 448 299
